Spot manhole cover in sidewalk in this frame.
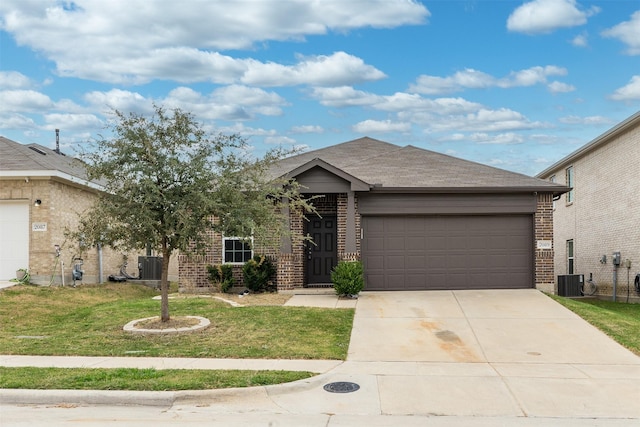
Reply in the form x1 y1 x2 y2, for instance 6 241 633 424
323 382 360 393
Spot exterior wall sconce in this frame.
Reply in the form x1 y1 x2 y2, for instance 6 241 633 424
34 199 42 207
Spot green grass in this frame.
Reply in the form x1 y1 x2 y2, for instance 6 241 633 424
0 367 314 391
549 295 640 355
0 284 354 359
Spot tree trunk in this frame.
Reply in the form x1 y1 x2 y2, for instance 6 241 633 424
160 238 171 322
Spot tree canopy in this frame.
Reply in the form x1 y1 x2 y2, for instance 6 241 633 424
75 105 313 321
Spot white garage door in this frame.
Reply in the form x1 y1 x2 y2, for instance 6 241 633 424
0 201 29 280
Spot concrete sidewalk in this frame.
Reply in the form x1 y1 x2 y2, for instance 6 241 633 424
2 289 640 422
0 355 342 373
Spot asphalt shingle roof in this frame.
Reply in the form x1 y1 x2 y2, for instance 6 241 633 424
0 136 89 180
272 137 567 193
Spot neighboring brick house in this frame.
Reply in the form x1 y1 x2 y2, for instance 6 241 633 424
536 111 640 301
0 136 177 284
180 137 568 293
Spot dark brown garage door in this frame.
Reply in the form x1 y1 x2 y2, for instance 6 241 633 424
362 215 533 290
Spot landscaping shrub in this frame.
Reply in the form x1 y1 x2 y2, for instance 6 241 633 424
331 261 364 297
206 264 235 293
242 255 276 292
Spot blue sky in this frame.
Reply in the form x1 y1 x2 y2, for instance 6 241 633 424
1 0 638 176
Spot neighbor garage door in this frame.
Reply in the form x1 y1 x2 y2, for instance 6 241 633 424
0 201 29 280
362 215 533 290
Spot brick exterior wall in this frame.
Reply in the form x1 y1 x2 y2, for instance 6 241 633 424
178 193 365 292
534 193 555 293
0 177 177 284
541 120 640 301
337 193 361 262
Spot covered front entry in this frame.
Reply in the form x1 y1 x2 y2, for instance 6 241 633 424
361 215 533 291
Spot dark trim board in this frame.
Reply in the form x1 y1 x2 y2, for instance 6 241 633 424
358 193 537 215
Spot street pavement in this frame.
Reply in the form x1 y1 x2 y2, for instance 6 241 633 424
1 288 640 425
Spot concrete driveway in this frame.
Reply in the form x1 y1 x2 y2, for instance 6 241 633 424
328 289 640 418
3 288 640 423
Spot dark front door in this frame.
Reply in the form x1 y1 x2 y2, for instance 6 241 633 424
306 216 337 284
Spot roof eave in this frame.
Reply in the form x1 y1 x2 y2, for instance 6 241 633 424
0 170 104 191
281 158 372 192
366 185 571 196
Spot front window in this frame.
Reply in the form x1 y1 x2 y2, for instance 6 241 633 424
566 166 574 203
223 237 253 264
567 240 574 274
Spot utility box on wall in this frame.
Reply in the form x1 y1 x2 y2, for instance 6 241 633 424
557 274 584 297
138 256 162 280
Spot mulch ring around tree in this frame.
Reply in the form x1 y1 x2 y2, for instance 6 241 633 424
123 316 210 335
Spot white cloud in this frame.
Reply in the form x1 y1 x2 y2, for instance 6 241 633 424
84 89 152 114
0 113 38 130
427 108 545 133
43 113 103 131
547 81 575 94
465 132 525 145
0 71 32 89
0 90 55 112
291 125 324 134
409 66 569 95
609 76 640 101
0 1 420 85
352 119 411 134
218 123 278 138
83 85 289 122
559 115 613 125
265 136 297 145
571 32 588 48
310 86 381 107
210 85 288 116
310 86 482 115
507 0 600 34
602 11 640 55
242 52 386 87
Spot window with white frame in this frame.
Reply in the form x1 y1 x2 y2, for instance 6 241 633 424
566 166 574 203
223 237 253 264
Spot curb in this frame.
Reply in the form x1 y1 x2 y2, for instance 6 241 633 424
0 371 337 407
0 388 178 407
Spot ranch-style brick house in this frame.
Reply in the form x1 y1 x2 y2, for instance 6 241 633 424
0 136 177 285
536 111 640 301
179 137 569 293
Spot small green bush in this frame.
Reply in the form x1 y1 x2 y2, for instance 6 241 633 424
242 255 276 292
331 261 364 297
206 264 235 293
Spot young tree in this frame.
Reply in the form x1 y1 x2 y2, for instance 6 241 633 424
76 105 312 322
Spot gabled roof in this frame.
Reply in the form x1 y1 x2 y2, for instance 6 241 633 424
273 136 568 194
0 136 95 188
536 110 640 179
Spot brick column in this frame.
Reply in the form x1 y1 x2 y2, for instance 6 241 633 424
534 193 555 293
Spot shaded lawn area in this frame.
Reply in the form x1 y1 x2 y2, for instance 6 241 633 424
0 284 354 360
549 295 640 356
0 367 314 391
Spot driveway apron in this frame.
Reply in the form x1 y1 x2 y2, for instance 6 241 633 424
339 289 640 418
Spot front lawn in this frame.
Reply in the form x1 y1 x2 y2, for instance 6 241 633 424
0 284 354 360
549 295 640 355
0 367 314 391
